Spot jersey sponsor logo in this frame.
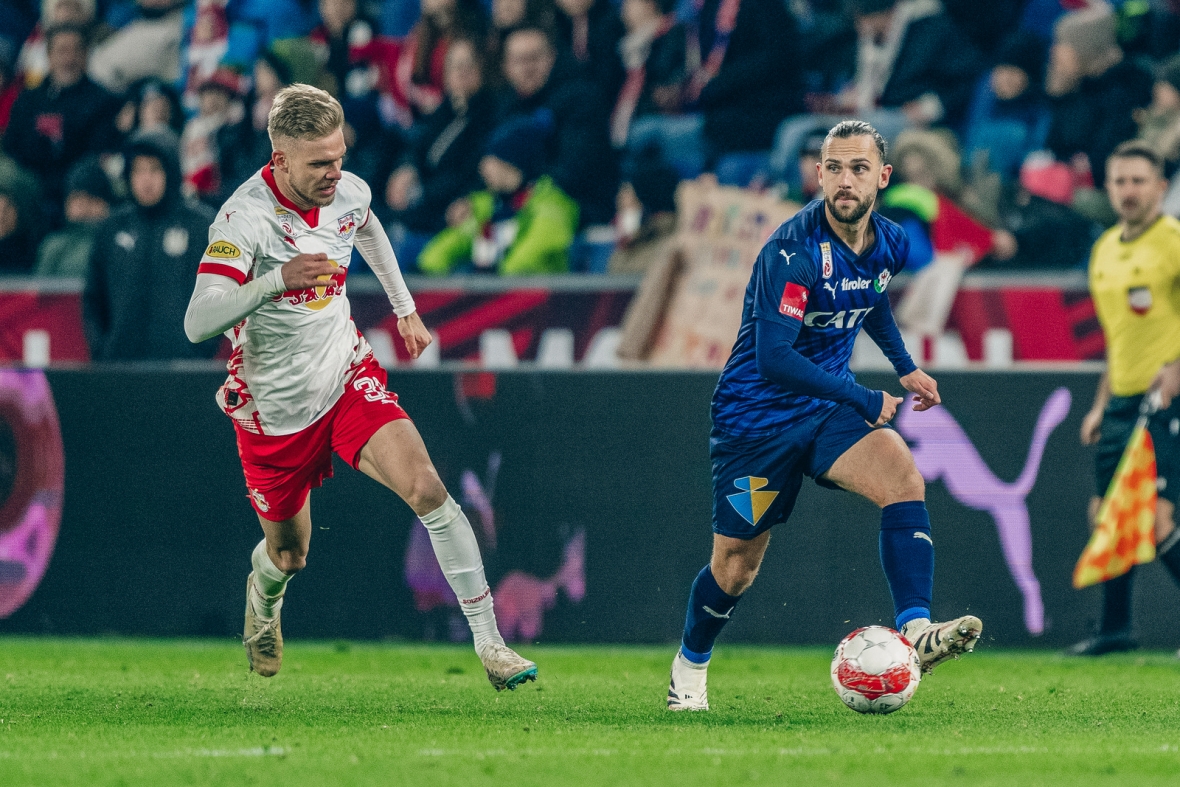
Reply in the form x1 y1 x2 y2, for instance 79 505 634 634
282 259 346 310
727 476 779 526
821 241 834 279
205 241 241 259
840 276 873 291
1128 286 1153 315
275 207 294 236
779 282 808 320
874 269 892 293
803 307 874 329
337 213 357 241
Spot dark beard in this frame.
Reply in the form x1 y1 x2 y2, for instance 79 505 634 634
825 192 875 224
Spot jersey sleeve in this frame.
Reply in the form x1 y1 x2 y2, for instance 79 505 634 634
197 206 256 284
751 239 820 324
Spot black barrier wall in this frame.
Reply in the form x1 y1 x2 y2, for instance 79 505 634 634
4 368 1180 649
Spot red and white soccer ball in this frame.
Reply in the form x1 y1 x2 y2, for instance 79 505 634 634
830 626 921 714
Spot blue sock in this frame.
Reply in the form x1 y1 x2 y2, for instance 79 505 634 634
680 565 741 663
879 501 933 630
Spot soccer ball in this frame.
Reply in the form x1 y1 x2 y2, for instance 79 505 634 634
830 626 921 714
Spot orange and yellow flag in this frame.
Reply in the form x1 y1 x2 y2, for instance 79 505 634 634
1073 423 1158 589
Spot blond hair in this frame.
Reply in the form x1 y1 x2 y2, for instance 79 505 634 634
267 84 344 147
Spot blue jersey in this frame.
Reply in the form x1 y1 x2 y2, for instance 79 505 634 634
711 200 912 438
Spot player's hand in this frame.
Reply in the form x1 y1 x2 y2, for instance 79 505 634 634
280 253 336 290
900 369 941 411
398 311 432 360
872 394 904 427
1150 359 1180 409
1080 408 1103 446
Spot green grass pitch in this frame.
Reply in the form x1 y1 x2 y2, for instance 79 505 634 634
2 638 1180 786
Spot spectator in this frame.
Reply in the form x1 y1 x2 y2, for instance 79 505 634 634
485 0 555 87
1136 53 1180 176
497 25 617 225
1044 5 1152 190
114 77 186 141
15 0 95 91
553 0 625 100
609 0 685 152
87 0 187 94
964 30 1051 178
216 51 291 198
180 66 244 204
418 113 578 275
34 155 113 276
608 145 678 274
0 185 38 271
2 24 119 226
778 126 826 204
83 130 218 360
390 0 487 126
309 0 377 96
382 37 496 262
770 0 982 184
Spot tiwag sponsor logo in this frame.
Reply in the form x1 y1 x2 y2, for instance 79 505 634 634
779 282 808 320
803 307 875 329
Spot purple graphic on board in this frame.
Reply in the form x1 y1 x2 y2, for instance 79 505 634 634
896 388 1072 635
0 370 64 618
404 452 586 641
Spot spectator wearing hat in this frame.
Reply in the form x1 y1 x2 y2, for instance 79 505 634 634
418 113 579 276
34 155 114 277
3 23 120 227
964 30 1051 178
114 77 186 143
179 66 244 205
1044 5 1152 189
84 130 218 360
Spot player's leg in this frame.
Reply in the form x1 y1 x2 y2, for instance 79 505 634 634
823 427 981 672
244 497 312 677
670 428 801 711
355 419 536 690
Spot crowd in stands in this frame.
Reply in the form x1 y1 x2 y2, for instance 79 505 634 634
2 0 1180 284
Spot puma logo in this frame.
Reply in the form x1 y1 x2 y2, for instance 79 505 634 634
823 282 838 297
897 388 1072 636
703 605 733 619
914 532 933 544
779 250 796 264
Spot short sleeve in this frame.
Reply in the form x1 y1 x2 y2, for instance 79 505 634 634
197 207 255 284
752 239 819 323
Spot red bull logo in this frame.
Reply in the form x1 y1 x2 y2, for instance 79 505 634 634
337 213 357 241
281 260 347 310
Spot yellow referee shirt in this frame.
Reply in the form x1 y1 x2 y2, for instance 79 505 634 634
1089 215 1180 396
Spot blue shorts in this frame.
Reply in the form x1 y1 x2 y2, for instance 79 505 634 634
710 404 881 539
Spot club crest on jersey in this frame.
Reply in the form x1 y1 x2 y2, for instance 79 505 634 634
275 207 294 236
1128 286 1153 315
820 242 834 279
205 241 240 259
874 269 892 293
779 282 808 320
727 476 779 526
337 213 357 241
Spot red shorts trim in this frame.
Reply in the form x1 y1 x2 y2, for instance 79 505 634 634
235 354 410 521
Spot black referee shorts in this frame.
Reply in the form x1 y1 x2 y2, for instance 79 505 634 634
1095 394 1180 505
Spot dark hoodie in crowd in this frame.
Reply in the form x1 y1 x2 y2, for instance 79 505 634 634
83 130 219 361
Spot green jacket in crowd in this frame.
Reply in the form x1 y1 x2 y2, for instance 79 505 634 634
418 176 579 276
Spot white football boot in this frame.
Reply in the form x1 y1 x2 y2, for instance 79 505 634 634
243 573 283 677
479 643 538 691
901 615 983 674
667 651 709 710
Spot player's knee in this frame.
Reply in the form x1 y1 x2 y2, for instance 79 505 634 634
272 549 307 574
896 465 925 502
406 467 448 516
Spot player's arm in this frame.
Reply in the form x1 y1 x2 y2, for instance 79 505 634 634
751 240 889 425
352 209 432 360
861 297 940 411
1081 369 1110 446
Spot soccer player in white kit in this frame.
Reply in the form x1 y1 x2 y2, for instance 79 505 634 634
184 84 537 690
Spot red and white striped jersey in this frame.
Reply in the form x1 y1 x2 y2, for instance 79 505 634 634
198 165 374 436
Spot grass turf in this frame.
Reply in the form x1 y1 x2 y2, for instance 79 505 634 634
1 638 1179 785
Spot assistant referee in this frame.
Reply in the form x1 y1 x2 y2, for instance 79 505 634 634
1072 140 1180 656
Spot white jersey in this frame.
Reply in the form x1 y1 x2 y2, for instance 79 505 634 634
198 166 373 436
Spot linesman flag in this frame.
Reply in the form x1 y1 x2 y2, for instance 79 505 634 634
1073 418 1158 589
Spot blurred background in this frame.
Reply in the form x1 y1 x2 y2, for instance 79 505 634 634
2 0 1175 650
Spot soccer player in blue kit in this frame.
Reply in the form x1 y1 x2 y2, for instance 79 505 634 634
667 121 983 711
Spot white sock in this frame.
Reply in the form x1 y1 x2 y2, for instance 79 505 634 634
249 540 290 619
419 496 505 655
